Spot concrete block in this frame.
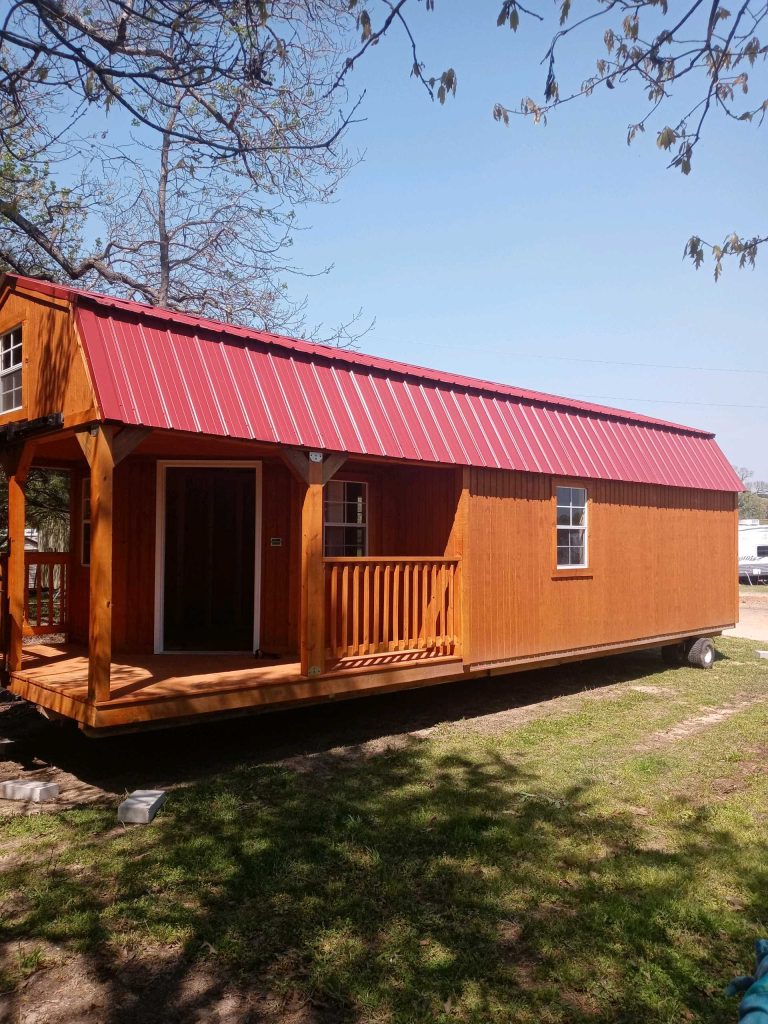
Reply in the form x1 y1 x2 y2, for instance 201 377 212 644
118 790 167 824
1 779 59 802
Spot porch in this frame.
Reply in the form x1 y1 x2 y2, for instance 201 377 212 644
8 643 464 731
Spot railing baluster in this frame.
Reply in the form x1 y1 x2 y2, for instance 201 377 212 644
373 563 381 653
341 564 349 657
323 556 461 662
22 553 70 636
442 565 448 651
381 563 389 653
403 564 410 650
352 564 360 657
362 564 370 656
392 564 400 652
329 565 338 659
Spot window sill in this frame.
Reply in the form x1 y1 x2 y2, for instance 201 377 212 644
552 569 593 580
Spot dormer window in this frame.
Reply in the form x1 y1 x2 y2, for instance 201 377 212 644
0 327 22 413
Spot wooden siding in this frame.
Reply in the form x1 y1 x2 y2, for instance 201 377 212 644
466 469 738 666
0 286 98 428
65 456 461 657
68 456 304 655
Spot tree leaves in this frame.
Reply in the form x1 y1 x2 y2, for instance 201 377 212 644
656 126 677 149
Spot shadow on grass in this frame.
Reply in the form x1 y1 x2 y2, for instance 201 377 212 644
4 648 676 794
1 736 764 1023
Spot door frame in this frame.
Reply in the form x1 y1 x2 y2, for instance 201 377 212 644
154 460 263 654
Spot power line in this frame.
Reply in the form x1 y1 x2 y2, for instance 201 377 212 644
575 394 768 410
383 338 767 376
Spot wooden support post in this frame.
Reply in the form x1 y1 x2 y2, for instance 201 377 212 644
4 443 35 675
85 426 116 703
455 467 471 667
301 454 325 677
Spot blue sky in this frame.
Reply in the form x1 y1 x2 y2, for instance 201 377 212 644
288 1 767 479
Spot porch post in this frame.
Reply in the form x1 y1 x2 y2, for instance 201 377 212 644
301 454 325 676
5 442 35 675
456 467 471 667
86 426 116 703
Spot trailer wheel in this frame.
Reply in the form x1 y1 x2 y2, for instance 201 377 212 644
686 637 715 669
661 642 687 666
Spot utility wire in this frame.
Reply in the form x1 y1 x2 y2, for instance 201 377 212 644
383 338 767 376
574 395 768 410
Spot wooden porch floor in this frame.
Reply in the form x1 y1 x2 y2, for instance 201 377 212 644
7 644 465 731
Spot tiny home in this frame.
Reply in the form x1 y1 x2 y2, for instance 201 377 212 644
0 274 742 733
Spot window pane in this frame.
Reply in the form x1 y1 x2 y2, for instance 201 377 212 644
571 487 587 509
345 500 365 525
0 329 22 410
557 546 570 566
324 480 368 555
571 506 586 526
324 526 346 556
556 507 570 526
326 480 344 503
324 500 344 523
345 482 365 502
556 486 571 506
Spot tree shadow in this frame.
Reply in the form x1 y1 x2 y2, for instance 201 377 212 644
3 648 676 794
1 737 764 1023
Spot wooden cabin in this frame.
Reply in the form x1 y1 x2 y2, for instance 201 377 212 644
0 274 742 733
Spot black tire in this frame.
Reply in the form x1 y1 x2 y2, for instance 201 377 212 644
661 642 687 666
686 636 715 669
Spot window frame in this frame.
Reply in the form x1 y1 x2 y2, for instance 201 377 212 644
552 481 592 578
323 478 369 557
0 324 23 414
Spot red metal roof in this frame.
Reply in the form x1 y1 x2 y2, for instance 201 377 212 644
4 274 743 491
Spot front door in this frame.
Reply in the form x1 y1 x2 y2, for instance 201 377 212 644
163 467 256 651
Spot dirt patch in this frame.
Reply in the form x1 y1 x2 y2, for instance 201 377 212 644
636 695 765 751
0 945 324 1024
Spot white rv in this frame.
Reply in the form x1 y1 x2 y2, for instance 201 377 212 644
739 520 768 583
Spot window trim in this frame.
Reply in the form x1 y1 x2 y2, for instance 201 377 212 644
323 478 369 557
552 480 593 579
0 323 23 415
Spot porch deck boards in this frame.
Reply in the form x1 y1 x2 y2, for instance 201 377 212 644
8 644 464 731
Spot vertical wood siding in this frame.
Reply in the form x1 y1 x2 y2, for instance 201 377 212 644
466 468 738 666
0 289 98 427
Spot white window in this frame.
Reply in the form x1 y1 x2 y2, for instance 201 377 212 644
324 480 367 556
81 478 91 566
556 486 588 568
0 327 22 412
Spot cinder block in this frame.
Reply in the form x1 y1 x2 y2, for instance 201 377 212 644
118 790 167 824
1 779 59 802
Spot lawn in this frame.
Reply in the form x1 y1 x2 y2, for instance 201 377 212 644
2 636 768 1023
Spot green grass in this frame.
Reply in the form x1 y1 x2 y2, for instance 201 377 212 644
2 636 768 1022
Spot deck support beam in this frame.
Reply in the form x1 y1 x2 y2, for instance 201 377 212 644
300 454 325 677
78 426 117 703
3 442 35 675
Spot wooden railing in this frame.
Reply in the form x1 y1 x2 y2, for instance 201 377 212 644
24 553 70 635
325 557 461 660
